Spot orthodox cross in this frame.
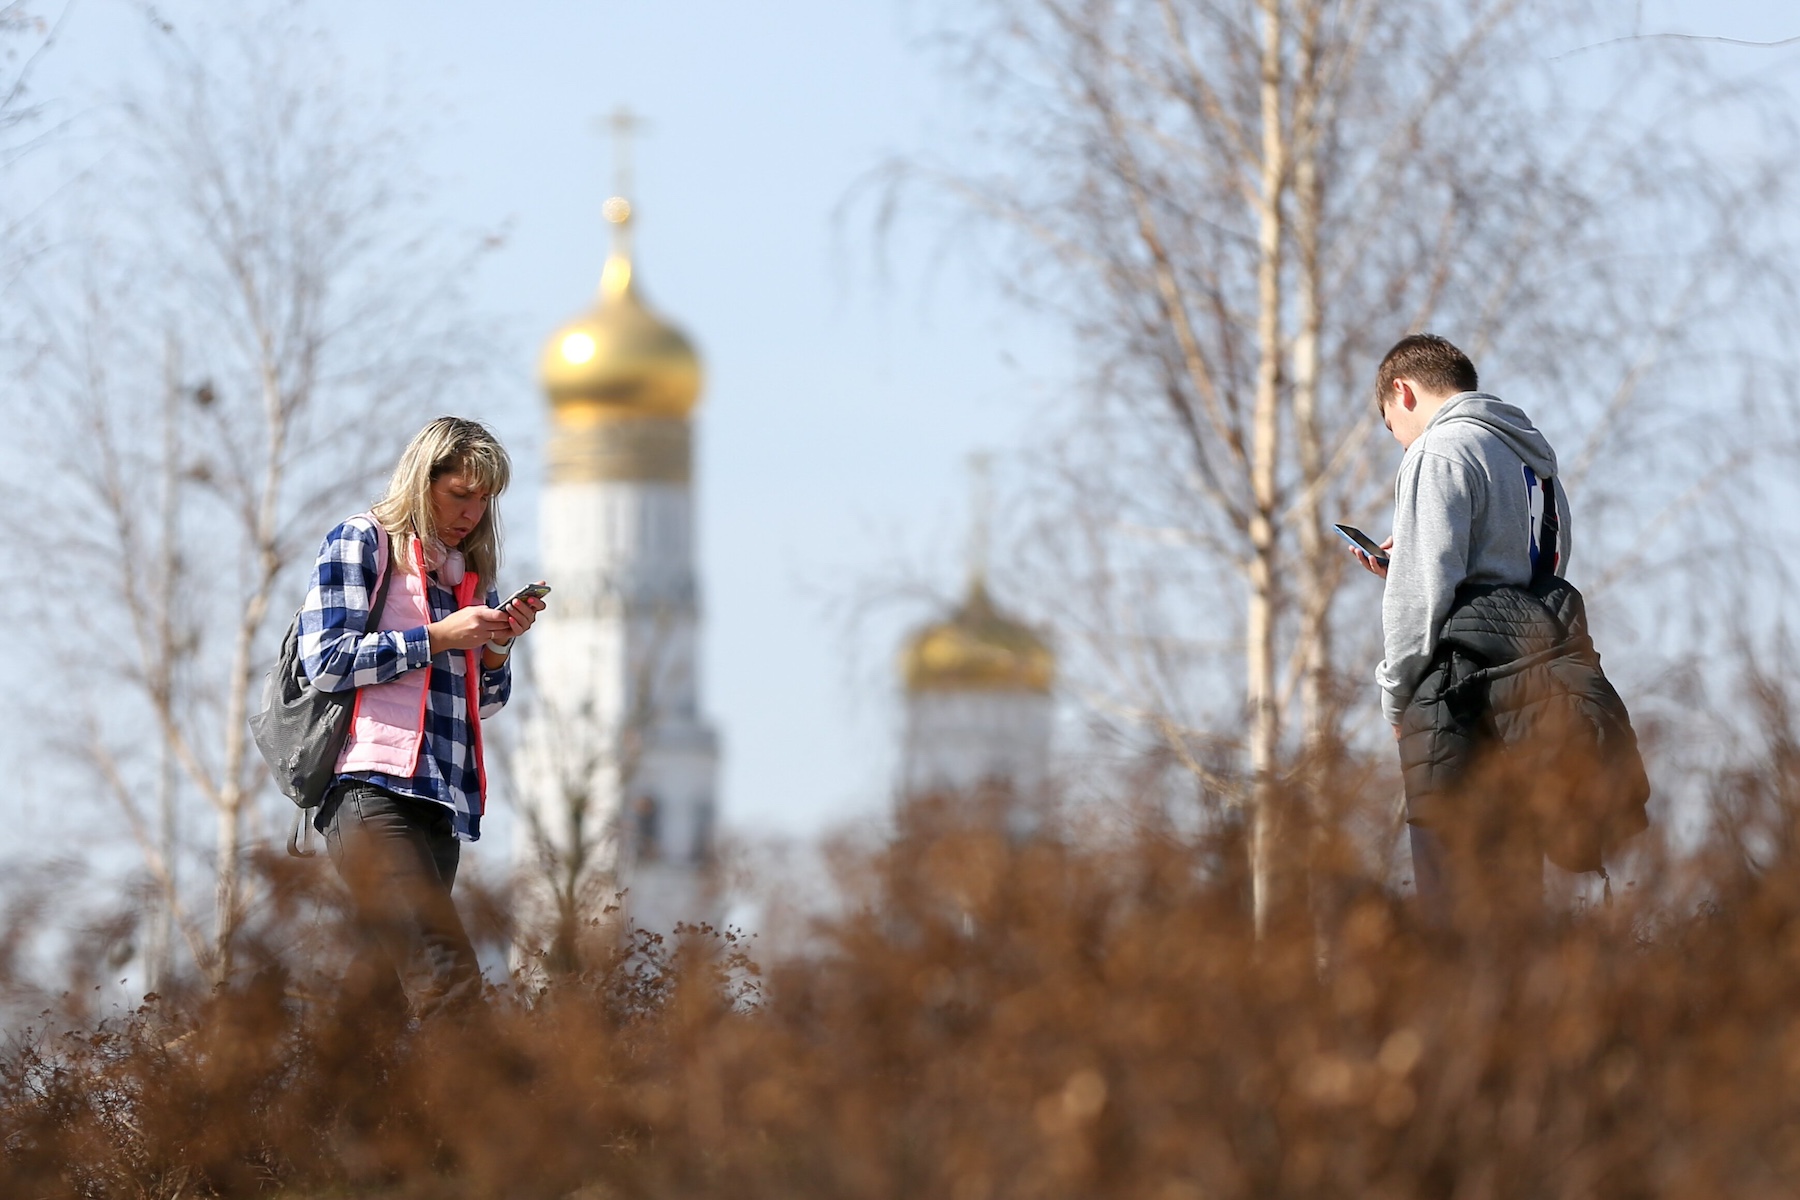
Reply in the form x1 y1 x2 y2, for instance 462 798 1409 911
593 105 648 210
967 452 995 591
591 106 648 288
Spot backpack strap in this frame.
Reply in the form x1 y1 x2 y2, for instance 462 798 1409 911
1532 477 1561 586
368 521 396 630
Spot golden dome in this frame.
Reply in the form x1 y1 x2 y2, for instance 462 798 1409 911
539 197 702 420
902 579 1055 694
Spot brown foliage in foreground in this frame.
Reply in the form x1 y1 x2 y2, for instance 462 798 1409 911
4 770 1800 1199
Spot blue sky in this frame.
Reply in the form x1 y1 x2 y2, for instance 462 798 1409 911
14 0 1800 862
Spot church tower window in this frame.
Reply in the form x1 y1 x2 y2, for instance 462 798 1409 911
632 794 662 863
690 800 715 866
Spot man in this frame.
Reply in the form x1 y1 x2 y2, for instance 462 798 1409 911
1352 334 1573 921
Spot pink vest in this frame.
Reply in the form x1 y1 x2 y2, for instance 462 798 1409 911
334 519 489 810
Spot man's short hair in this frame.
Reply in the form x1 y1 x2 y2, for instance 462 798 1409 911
1375 334 1478 410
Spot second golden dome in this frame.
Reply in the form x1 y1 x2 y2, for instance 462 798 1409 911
902 580 1055 694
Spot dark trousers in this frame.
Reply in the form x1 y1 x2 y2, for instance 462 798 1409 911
319 781 483 1017
1408 819 1545 932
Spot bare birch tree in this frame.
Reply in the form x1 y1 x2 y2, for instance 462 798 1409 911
0 3 62 290
14 10 493 981
0 2 56 157
893 0 1800 932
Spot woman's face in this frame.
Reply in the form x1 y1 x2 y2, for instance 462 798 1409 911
430 468 490 547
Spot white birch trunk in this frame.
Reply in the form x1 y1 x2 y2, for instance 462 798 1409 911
1248 0 1289 940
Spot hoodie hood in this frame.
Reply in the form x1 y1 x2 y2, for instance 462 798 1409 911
1425 391 1558 479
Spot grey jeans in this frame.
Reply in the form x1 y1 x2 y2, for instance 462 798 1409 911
319 781 483 1017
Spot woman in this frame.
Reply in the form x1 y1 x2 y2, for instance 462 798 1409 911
298 417 545 1015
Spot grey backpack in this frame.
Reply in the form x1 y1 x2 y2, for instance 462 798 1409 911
250 522 394 856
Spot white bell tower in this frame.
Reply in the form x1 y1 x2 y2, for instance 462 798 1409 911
516 110 720 960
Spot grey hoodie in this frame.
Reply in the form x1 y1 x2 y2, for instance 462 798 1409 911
1377 392 1572 725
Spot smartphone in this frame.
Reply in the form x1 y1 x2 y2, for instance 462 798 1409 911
1333 524 1390 566
500 581 552 612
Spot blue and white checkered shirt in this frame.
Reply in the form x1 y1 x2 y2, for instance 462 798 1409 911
299 516 510 841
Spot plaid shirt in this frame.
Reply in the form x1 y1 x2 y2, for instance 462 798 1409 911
299 516 510 841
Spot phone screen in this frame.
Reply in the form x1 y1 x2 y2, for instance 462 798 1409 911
1333 524 1389 563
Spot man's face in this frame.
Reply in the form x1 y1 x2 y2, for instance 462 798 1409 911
430 469 490 547
1380 379 1438 450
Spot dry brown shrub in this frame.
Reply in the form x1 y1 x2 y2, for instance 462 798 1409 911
5 754 1800 1199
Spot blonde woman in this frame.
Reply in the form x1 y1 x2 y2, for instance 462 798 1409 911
298 417 545 1016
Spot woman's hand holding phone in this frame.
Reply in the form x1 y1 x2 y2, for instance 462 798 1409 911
497 583 549 640
429 582 550 659
428 606 515 654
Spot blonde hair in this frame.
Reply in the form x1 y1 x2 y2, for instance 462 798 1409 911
371 417 512 584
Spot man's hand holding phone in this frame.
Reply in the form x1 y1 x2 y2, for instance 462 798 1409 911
1353 537 1393 580
1334 524 1393 580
